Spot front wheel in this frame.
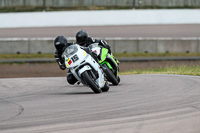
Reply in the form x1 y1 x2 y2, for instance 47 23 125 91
101 81 109 92
102 64 118 85
81 71 102 94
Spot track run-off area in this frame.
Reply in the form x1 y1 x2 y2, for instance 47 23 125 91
0 74 199 133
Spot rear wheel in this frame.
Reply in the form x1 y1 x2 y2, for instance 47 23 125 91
81 71 102 94
102 64 118 85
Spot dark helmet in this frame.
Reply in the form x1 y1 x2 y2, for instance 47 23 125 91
54 36 67 51
76 30 88 46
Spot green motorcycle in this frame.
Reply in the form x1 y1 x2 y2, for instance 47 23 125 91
88 43 120 85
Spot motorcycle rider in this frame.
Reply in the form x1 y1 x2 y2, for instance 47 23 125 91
75 30 120 83
75 29 111 54
54 35 101 85
75 30 120 66
54 36 78 85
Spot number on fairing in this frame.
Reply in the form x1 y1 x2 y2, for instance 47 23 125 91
71 54 79 62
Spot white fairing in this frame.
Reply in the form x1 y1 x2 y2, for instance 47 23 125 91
62 44 105 88
88 43 101 56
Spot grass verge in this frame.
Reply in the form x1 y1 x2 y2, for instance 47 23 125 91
0 6 199 13
0 53 54 59
1 53 200 59
113 52 200 58
0 6 132 13
120 66 200 76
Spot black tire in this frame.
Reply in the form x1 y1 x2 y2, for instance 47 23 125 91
101 81 109 92
102 64 118 85
81 71 102 94
117 76 120 83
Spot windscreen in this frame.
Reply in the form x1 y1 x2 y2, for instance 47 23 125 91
88 43 99 50
62 45 78 58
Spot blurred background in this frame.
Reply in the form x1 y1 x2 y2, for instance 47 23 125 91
0 0 200 78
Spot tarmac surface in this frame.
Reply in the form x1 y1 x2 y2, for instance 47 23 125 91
0 24 200 132
0 74 199 133
0 24 200 38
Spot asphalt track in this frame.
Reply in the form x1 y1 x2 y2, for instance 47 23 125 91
0 24 200 38
0 74 200 133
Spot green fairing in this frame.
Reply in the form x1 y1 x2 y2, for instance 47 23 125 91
99 48 108 63
107 54 119 76
108 54 118 66
101 48 108 61
99 47 118 74
101 61 113 69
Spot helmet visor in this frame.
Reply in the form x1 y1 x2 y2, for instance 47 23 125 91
55 42 65 51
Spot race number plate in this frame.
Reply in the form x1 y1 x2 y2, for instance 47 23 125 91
71 54 79 62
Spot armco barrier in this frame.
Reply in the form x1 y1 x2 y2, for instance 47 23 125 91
0 38 200 54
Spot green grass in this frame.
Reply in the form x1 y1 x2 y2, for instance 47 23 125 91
1 53 200 59
120 66 200 76
0 6 132 13
1 53 200 76
136 6 200 9
0 6 199 13
113 52 200 58
0 53 54 59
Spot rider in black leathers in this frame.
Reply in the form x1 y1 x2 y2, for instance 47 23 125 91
54 35 102 85
75 30 120 83
54 36 77 85
75 29 114 65
54 30 117 85
75 30 111 54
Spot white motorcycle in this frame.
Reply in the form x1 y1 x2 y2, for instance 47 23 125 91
62 44 109 93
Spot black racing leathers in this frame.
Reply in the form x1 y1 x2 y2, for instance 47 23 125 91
55 43 78 85
84 37 111 54
55 50 66 70
54 43 73 70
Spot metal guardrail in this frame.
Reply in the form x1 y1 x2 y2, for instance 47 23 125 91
1 57 200 63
